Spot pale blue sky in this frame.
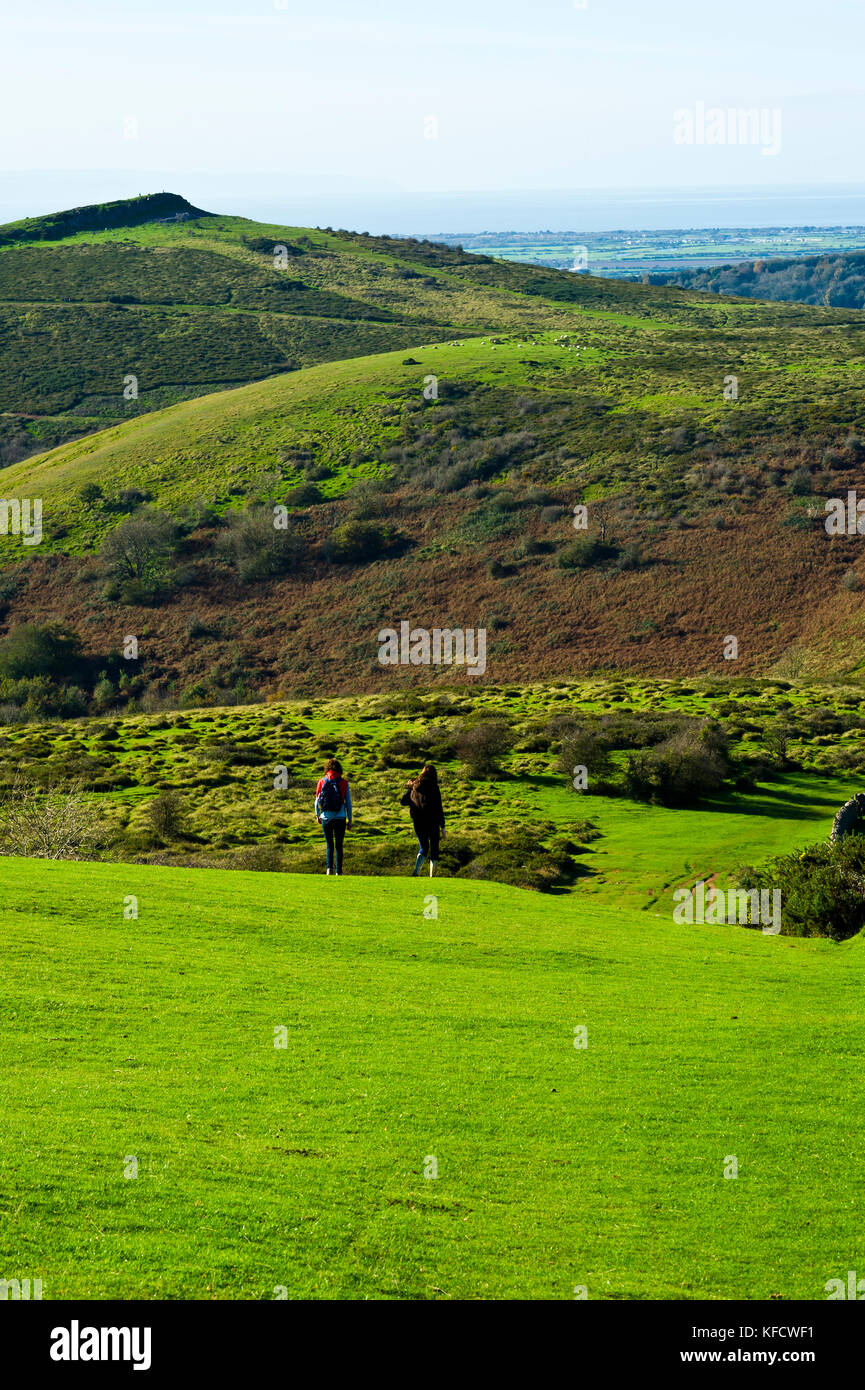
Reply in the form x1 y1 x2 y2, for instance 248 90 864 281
2 0 864 226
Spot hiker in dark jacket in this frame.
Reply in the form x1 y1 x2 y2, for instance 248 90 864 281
315 758 352 875
829 792 865 845
400 764 446 878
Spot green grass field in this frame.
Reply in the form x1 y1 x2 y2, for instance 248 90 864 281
1 675 860 896
0 855 860 1300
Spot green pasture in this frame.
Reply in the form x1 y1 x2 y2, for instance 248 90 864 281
0 856 861 1299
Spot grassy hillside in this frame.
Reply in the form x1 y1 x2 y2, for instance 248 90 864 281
0 192 711 463
0 677 860 905
3 323 865 693
4 193 865 693
0 192 211 247
2 191 862 465
0 856 860 1300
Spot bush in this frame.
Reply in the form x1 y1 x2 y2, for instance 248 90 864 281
147 790 187 841
379 725 456 767
0 776 98 859
555 721 615 793
230 844 284 871
99 507 179 599
323 519 399 564
453 827 585 892
557 537 620 570
623 720 729 806
113 487 151 512
283 483 323 508
218 505 303 582
77 482 104 509
0 622 85 682
454 719 514 777
738 836 865 940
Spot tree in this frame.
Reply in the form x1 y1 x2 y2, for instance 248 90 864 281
323 519 390 564
0 776 98 859
148 791 187 841
0 622 84 681
99 508 178 585
455 719 514 778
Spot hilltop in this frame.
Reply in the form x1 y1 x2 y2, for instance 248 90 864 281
0 192 211 248
0 190 832 464
0 190 707 465
2 194 865 699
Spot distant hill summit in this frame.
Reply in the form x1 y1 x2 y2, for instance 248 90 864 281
0 192 211 247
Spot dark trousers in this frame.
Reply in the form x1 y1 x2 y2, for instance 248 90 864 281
322 818 346 872
415 822 441 860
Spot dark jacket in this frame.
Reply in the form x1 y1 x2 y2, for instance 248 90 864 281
400 778 445 831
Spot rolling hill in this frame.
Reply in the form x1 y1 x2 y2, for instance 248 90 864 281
3 194 865 704
0 190 707 465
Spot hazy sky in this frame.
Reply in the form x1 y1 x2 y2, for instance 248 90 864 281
2 0 864 223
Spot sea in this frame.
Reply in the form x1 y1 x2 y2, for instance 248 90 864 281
5 176 865 238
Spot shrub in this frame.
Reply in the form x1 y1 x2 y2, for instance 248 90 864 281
284 483 323 508
623 720 729 806
557 537 620 570
113 487 151 512
738 836 865 940
186 614 216 640
453 827 584 891
147 790 187 841
230 844 284 871
0 776 98 859
0 622 85 682
454 719 514 777
218 505 303 582
379 725 455 767
99 507 179 598
77 482 104 509
323 519 398 564
555 722 615 793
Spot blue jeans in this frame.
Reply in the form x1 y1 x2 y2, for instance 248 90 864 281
414 823 441 865
322 819 346 872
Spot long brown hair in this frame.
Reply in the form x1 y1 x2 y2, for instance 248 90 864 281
410 764 437 807
325 758 343 777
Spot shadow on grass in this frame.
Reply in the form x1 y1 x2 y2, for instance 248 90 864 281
523 770 839 825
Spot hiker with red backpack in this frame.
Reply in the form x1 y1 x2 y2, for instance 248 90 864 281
401 764 446 877
315 758 353 875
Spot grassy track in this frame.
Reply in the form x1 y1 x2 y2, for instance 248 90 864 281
0 856 860 1300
